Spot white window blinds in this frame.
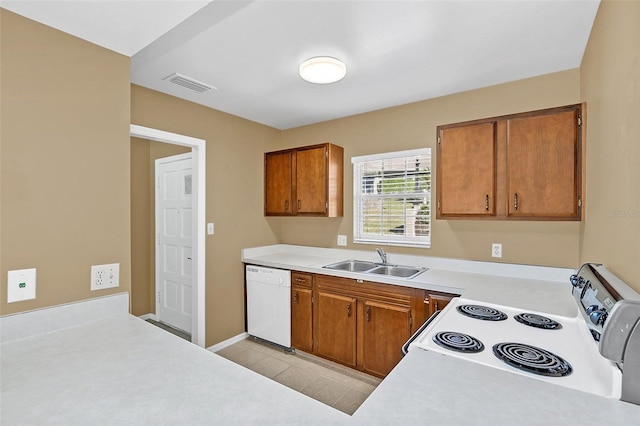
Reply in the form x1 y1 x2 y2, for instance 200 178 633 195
352 149 431 248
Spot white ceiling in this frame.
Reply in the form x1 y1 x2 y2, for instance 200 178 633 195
1 0 600 130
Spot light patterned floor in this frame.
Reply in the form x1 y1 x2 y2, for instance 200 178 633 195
215 338 382 415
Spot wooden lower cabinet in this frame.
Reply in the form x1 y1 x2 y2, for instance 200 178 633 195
290 272 461 378
291 285 313 352
291 272 313 352
313 274 415 378
425 291 456 317
361 300 411 377
315 290 357 367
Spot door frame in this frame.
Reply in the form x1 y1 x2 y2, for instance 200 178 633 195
130 124 206 347
155 152 193 333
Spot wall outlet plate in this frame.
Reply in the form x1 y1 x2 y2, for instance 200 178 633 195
7 268 36 303
337 235 347 246
91 263 120 291
491 243 502 258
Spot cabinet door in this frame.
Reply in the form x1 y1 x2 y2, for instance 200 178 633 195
438 122 496 217
315 290 356 367
362 300 411 377
426 293 454 317
296 146 327 215
291 285 313 352
265 151 293 215
507 109 579 218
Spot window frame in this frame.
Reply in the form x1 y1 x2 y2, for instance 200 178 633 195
351 148 431 248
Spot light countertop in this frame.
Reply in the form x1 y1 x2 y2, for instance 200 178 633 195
242 244 579 316
354 349 640 425
0 312 349 425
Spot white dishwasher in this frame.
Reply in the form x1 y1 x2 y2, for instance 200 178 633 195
246 265 291 348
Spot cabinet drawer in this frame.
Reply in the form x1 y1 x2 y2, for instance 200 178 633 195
315 274 411 307
292 272 313 288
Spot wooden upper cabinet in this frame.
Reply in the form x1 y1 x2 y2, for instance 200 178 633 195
438 122 496 217
265 151 293 215
507 109 580 218
264 143 343 217
436 104 583 221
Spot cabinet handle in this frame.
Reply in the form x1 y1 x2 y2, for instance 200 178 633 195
297 199 301 210
366 306 371 322
295 277 306 284
485 194 489 211
514 193 518 211
347 303 352 317
423 298 429 304
435 300 439 311
284 200 289 211
293 292 298 304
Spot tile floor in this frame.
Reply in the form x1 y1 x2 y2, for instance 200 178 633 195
215 338 382 415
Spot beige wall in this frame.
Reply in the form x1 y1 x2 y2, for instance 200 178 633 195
130 138 151 316
0 10 131 315
580 0 640 291
277 69 583 267
131 85 281 345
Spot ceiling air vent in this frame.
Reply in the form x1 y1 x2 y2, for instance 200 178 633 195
162 73 216 93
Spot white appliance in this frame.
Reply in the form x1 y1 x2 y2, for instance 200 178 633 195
404 263 640 404
246 265 291 348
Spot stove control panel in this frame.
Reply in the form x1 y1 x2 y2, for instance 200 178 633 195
570 263 620 342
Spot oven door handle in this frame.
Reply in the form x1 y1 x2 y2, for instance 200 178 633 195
401 310 441 356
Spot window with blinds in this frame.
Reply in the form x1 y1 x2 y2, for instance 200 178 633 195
352 149 431 248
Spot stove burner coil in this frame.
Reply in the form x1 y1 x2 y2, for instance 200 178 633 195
456 305 508 321
492 342 572 377
514 313 562 330
432 331 484 353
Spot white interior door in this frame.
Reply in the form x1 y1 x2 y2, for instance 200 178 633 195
156 153 193 333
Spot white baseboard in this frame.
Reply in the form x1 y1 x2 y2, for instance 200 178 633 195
138 313 157 321
207 332 249 353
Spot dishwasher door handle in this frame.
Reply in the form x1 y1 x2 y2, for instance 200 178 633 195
401 310 441 356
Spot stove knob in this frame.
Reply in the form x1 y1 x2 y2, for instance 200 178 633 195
589 307 608 326
571 276 586 289
569 275 584 288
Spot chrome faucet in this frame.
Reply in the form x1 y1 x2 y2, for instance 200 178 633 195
375 248 388 264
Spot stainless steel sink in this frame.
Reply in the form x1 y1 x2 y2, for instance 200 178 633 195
322 260 427 279
368 265 427 279
323 260 378 272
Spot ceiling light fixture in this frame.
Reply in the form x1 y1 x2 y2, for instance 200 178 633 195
299 56 346 84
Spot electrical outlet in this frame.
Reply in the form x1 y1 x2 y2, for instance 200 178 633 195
7 268 36 303
91 263 120 291
491 243 502 258
337 235 347 246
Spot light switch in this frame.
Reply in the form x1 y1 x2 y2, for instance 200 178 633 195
7 268 36 303
337 235 347 246
207 223 214 235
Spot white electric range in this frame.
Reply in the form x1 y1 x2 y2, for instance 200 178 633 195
405 263 640 404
